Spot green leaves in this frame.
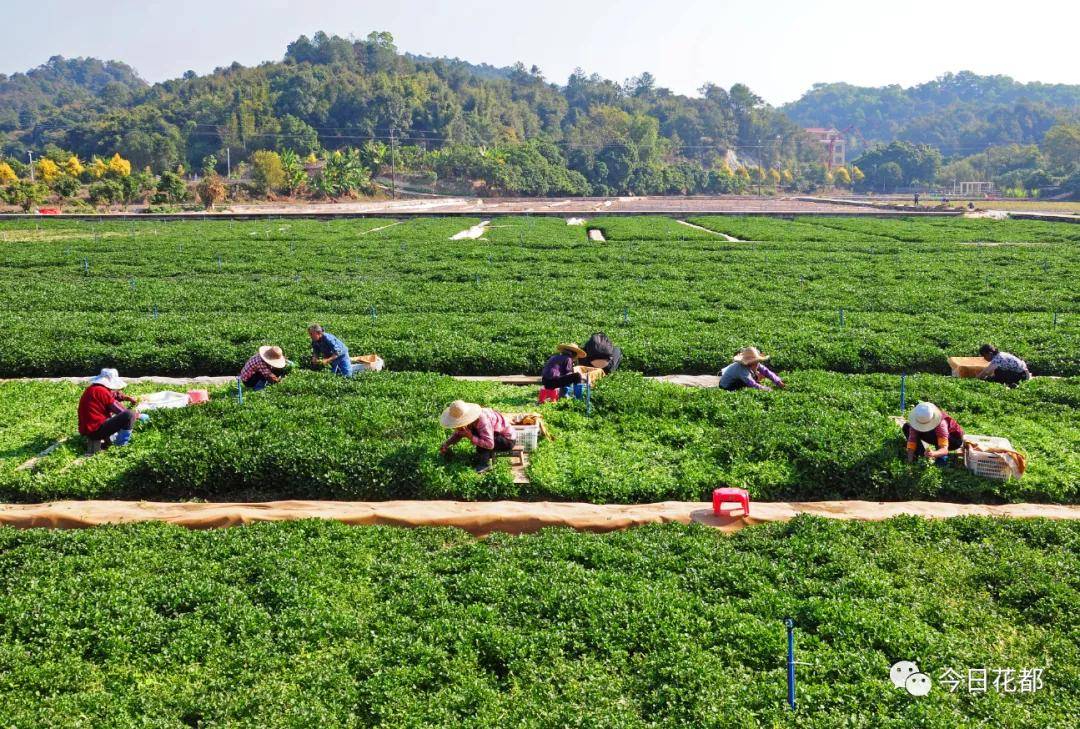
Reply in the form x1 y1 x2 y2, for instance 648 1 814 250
0 518 1076 726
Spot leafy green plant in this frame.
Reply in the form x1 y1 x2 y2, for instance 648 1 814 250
0 517 1076 726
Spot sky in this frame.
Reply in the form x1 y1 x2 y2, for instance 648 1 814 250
4 0 1079 105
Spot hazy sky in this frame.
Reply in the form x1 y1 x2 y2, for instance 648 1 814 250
5 0 1078 104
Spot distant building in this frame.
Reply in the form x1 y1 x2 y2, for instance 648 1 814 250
805 128 845 168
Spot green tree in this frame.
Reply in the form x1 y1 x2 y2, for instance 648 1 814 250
88 179 122 209
51 174 81 203
250 150 285 196
5 180 48 211
153 171 188 204
1042 124 1080 174
279 149 309 196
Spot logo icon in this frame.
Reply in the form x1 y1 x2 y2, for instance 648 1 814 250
890 661 932 696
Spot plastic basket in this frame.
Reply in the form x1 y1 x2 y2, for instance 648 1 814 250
964 448 1014 481
513 425 540 452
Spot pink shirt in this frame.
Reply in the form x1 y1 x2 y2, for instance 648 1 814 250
445 408 515 450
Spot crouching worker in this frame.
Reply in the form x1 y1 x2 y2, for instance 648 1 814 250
543 343 585 390
904 401 965 466
720 347 785 391
977 344 1031 387
239 345 288 390
78 368 140 454
308 324 352 377
439 400 517 474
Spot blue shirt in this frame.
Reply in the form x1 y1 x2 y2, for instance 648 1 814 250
312 332 349 361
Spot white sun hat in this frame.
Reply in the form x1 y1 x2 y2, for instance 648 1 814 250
90 367 128 390
908 402 944 432
440 400 483 429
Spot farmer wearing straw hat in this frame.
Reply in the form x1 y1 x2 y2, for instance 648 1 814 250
542 343 586 391
719 347 786 392
903 401 965 466
308 324 352 377
78 368 140 453
439 400 517 474
239 345 288 390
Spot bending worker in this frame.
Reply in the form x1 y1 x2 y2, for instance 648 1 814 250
439 400 517 474
239 345 288 390
78 368 140 453
543 343 585 391
976 344 1031 387
904 401 965 466
719 347 785 392
309 324 352 377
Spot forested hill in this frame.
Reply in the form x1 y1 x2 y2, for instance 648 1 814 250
782 71 1080 155
0 30 816 194
0 56 146 133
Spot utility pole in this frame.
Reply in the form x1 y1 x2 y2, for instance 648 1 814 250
389 125 397 200
27 151 34 182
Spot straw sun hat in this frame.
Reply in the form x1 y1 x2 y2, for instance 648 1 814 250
733 346 770 366
258 345 288 369
440 400 483 429
908 402 944 432
90 367 128 390
556 343 587 358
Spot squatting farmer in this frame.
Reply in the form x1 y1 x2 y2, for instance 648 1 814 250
542 343 586 391
308 324 352 377
904 401 965 466
719 347 786 392
239 345 289 390
439 400 517 474
78 368 140 454
976 344 1031 387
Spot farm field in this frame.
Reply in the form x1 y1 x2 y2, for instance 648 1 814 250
0 216 1077 377
3 370 1078 504
0 517 1076 727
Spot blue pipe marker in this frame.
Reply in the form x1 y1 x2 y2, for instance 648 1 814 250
623 307 629 325
236 377 243 405
585 377 592 417
83 258 89 275
900 373 907 413
785 618 796 711
152 305 158 319
370 305 377 323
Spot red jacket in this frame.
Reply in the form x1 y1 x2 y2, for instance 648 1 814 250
78 384 125 436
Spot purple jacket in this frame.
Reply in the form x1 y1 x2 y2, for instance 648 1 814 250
542 353 575 381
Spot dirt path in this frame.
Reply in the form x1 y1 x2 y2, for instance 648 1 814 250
675 219 743 241
1 499 1075 535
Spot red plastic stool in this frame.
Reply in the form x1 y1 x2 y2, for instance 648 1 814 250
538 387 560 404
712 487 750 516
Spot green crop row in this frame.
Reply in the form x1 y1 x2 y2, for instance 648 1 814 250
0 517 1076 727
3 370 1076 504
0 216 1076 377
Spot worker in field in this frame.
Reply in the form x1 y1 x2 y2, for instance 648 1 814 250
581 332 622 373
439 400 517 474
308 324 352 377
719 347 786 391
78 368 140 454
904 401 965 466
239 345 288 390
542 343 585 391
976 344 1031 387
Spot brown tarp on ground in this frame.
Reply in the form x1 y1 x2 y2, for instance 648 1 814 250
1 500 1077 537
